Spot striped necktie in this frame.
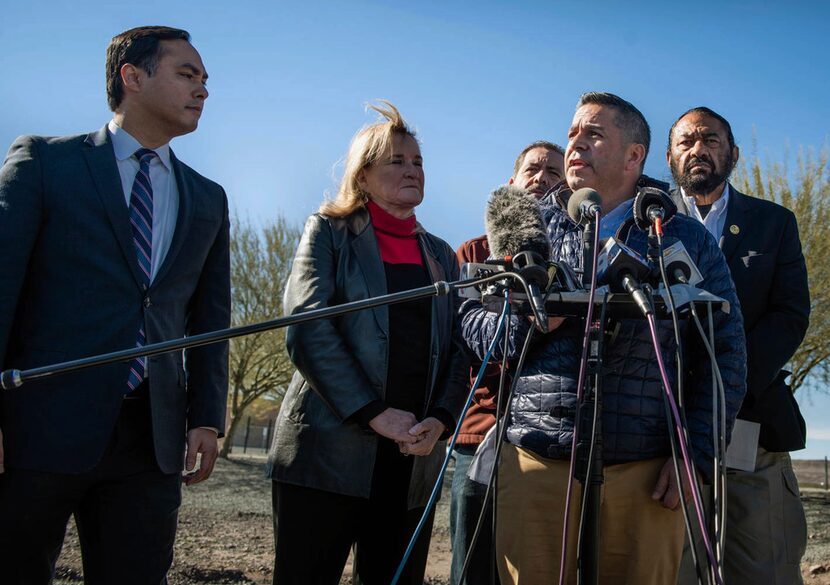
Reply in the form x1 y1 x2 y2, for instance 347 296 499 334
126 148 156 392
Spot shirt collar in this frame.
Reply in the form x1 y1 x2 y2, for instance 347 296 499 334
681 183 730 216
603 198 634 223
108 120 172 171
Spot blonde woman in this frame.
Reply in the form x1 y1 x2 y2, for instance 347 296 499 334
266 101 468 585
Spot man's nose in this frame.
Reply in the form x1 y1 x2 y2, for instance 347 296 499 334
690 139 707 157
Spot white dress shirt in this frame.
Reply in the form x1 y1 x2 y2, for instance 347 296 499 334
681 183 730 242
108 120 179 282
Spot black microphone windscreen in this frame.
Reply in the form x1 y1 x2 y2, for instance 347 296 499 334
567 188 601 225
485 185 550 260
633 187 677 231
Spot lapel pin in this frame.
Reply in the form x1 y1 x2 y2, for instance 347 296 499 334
730 224 740 235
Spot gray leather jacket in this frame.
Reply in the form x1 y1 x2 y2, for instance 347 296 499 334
266 206 469 508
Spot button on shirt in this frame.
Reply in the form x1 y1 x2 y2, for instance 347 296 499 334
108 120 179 281
682 184 730 241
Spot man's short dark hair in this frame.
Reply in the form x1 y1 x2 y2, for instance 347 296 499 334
576 92 651 161
668 106 736 151
512 140 565 177
106 26 191 111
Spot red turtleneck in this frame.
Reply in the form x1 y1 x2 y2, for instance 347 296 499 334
367 200 423 265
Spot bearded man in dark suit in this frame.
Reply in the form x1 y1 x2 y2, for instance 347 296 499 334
668 107 809 585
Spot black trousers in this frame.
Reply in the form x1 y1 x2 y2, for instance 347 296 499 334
0 385 182 585
272 439 435 585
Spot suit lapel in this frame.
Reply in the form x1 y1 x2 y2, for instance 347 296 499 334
350 210 389 335
82 126 145 289
669 188 691 215
720 186 753 263
153 150 194 286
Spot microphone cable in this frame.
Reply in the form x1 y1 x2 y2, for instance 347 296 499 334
689 301 729 573
457 306 538 585
644 312 724 585
653 224 708 585
559 208 602 585
391 267 549 585
389 298 511 585
489 288 513 585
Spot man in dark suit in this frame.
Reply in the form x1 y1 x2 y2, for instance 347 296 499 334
0 26 230 584
668 107 809 584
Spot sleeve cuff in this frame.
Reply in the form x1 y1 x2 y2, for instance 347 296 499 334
427 407 457 440
350 400 387 430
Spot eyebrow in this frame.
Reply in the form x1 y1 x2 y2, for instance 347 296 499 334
569 122 604 134
677 130 720 140
180 62 209 82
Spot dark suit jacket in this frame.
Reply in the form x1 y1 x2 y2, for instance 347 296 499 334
0 126 231 474
267 208 469 508
672 185 809 451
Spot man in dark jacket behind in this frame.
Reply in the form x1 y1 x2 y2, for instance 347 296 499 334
460 93 746 585
668 107 809 585
450 140 564 585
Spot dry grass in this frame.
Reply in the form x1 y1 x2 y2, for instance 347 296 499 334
51 456 830 584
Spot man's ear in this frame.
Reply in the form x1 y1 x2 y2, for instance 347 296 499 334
732 145 740 170
626 143 647 173
508 177 515 185
120 63 143 95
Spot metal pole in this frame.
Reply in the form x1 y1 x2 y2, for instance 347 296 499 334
242 417 251 454
266 418 274 451
1 278 480 389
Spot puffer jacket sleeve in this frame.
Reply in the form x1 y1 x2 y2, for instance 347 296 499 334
685 228 747 479
459 299 532 362
283 214 378 421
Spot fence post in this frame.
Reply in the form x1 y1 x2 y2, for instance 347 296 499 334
243 417 252 454
825 456 828 492
266 419 274 451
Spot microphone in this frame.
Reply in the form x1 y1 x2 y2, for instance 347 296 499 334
660 239 703 286
567 188 602 226
633 187 678 231
485 185 551 331
596 238 653 316
567 188 602 286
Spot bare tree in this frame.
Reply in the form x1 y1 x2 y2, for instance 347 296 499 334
732 144 830 391
220 214 300 458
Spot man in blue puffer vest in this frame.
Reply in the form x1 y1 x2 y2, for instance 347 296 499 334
460 92 747 585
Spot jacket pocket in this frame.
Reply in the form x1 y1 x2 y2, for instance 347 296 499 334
782 465 807 565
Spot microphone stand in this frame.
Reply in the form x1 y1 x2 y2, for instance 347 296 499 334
574 296 607 585
581 215 596 288
1 275 514 390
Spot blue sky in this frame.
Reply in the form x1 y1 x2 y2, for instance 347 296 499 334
2 0 829 458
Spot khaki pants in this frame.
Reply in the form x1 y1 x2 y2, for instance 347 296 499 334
677 447 807 585
496 443 685 585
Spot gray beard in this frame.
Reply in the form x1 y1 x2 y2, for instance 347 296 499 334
671 156 733 197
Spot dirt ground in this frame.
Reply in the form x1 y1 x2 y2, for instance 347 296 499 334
52 456 830 584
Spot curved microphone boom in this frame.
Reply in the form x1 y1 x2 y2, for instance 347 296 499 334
485 185 551 331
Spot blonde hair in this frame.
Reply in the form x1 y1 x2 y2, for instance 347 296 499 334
320 100 418 218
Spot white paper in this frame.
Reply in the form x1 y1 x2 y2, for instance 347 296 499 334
467 423 499 485
725 418 760 472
